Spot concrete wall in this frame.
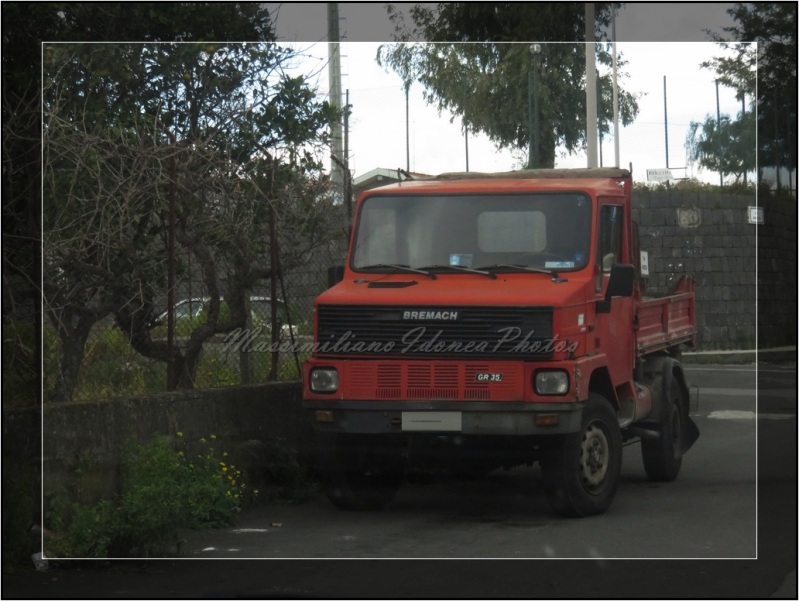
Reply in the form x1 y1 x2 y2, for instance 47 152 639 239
633 191 795 350
2 382 309 514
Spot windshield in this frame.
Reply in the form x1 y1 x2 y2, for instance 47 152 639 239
352 193 592 272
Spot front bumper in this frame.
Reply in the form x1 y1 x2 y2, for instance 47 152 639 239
303 400 585 436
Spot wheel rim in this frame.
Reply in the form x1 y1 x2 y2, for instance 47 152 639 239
580 422 610 492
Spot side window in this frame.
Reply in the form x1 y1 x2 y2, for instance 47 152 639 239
596 205 623 290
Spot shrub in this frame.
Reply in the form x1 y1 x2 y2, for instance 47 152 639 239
45 434 256 558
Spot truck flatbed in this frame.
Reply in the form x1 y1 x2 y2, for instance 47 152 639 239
637 276 697 356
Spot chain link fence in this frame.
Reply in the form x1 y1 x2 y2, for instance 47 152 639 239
42 215 349 403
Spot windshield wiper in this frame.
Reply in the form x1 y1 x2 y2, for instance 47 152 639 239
478 264 564 281
357 263 437 279
419 264 497 279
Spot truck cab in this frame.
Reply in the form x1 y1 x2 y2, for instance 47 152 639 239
303 168 698 516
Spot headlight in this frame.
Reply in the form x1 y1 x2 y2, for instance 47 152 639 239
534 370 569 395
310 368 339 393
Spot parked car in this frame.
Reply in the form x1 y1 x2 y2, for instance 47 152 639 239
248 296 300 337
152 296 300 337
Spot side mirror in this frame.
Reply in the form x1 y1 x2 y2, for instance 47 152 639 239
607 263 635 297
597 263 635 313
327 265 344 288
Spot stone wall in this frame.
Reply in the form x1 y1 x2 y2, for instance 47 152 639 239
2 382 310 515
633 191 795 351
756 195 797 348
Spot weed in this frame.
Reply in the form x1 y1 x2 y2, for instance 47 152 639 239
44 433 254 558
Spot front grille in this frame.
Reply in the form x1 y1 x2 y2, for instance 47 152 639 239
317 305 553 359
346 360 524 401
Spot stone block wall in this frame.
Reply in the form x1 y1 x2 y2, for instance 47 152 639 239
2 382 311 515
633 190 794 351
757 195 797 348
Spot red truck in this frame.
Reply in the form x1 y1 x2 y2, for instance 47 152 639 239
303 168 699 517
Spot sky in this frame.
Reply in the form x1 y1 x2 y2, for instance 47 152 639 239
267 3 745 184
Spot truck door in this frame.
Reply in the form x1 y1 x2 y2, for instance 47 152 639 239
595 203 635 382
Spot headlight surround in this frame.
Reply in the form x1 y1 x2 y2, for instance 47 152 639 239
534 369 569 396
310 367 339 393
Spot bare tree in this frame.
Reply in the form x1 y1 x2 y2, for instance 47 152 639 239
42 41 338 399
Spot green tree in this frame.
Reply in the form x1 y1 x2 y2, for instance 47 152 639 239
704 3 796 185
27 3 339 400
3 2 286 404
686 41 757 183
687 110 756 183
376 3 640 169
43 38 336 399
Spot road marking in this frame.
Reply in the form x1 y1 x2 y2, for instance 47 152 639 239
708 410 755 420
697 387 796 399
686 367 757 372
706 410 794 420
686 367 796 374
700 387 754 396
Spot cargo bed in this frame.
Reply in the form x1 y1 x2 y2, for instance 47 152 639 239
636 275 697 356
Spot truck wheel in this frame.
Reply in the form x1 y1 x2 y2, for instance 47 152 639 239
316 434 405 511
641 375 684 481
542 394 622 517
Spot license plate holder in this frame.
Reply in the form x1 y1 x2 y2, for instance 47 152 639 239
401 411 462 432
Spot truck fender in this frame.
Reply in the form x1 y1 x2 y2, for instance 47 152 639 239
639 355 699 452
587 367 619 410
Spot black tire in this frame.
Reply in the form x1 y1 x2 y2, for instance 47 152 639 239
316 434 405 511
641 374 685 482
542 393 622 517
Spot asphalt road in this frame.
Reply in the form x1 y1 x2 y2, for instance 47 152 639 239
5 363 795 599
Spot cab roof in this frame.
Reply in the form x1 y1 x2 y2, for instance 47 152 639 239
360 167 631 198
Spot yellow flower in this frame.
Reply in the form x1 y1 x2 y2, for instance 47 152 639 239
210 434 217 440
177 432 184 438
200 437 207 444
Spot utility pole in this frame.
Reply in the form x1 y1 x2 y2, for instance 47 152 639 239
716 80 723 187
664 76 670 170
345 89 352 233
742 94 747 186
528 44 542 169
464 120 469 172
405 81 410 172
585 3 598 168
611 6 620 167
327 3 344 191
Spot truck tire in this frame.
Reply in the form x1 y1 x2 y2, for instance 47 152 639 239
542 393 622 517
316 434 405 511
641 374 684 481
